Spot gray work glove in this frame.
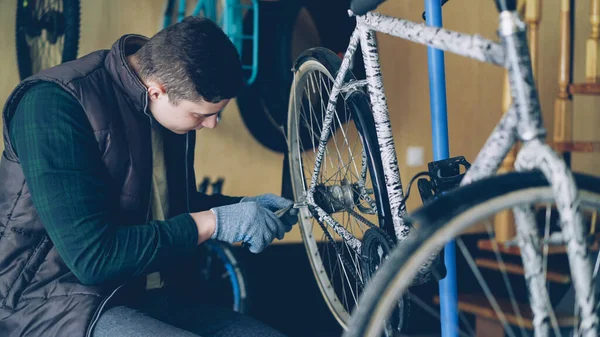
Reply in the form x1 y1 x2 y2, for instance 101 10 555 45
210 201 291 253
240 194 299 229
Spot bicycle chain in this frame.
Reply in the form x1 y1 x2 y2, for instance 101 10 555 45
309 192 396 289
341 201 396 247
346 184 441 285
311 205 366 288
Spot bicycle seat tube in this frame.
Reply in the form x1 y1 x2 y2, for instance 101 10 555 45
495 0 546 142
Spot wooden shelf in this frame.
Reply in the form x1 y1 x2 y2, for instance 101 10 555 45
477 234 600 256
568 82 600 95
478 239 568 255
550 141 600 153
433 293 577 330
474 258 571 284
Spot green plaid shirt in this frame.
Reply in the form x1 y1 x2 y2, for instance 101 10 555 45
9 82 198 285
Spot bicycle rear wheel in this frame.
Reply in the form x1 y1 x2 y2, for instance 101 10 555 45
344 171 600 337
16 0 80 80
288 47 406 331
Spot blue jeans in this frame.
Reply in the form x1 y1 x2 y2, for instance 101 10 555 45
92 286 286 337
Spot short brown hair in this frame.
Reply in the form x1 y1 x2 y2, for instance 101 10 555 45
134 16 242 104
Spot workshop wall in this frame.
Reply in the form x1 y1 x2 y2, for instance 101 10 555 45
1 0 598 244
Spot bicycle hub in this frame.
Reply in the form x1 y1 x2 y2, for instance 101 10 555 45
313 179 360 214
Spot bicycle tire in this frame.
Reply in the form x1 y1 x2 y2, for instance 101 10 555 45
236 0 305 153
237 0 363 153
343 171 600 337
16 0 80 80
269 0 365 126
288 47 405 330
201 240 249 314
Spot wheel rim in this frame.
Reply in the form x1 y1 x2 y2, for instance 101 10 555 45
351 187 600 337
288 59 382 328
201 241 247 314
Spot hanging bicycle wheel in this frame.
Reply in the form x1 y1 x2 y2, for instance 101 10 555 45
198 240 249 314
237 0 362 153
15 0 80 80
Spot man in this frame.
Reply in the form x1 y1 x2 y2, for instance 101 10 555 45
0 16 298 337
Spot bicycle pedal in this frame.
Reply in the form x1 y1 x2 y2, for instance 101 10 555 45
427 156 471 194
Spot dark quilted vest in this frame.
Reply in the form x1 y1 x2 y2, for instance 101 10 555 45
0 34 200 337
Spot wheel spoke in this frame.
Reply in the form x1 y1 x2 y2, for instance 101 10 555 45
457 238 518 337
483 220 530 337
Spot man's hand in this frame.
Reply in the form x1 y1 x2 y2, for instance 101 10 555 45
240 194 299 229
209 201 294 253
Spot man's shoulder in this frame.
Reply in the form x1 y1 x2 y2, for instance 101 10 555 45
21 81 74 99
30 49 109 87
8 80 93 160
12 81 86 130
16 81 81 114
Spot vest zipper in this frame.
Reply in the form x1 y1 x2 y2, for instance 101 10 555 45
145 116 153 223
144 101 153 223
87 83 154 336
185 133 191 213
86 100 192 336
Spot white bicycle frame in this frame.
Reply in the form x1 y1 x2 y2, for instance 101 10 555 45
300 9 597 335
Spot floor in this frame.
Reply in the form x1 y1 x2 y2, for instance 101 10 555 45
234 244 445 337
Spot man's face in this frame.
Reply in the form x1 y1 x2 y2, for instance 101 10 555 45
147 84 230 134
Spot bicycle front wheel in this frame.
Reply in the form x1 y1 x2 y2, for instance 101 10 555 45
344 171 600 337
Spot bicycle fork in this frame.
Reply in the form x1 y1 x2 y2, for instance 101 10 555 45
500 1 596 335
460 1 597 335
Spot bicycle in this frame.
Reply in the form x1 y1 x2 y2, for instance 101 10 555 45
161 0 259 86
286 0 600 335
197 240 248 313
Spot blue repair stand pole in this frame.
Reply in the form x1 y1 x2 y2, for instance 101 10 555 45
424 1 458 336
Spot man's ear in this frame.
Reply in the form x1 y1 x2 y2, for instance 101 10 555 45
147 82 167 102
